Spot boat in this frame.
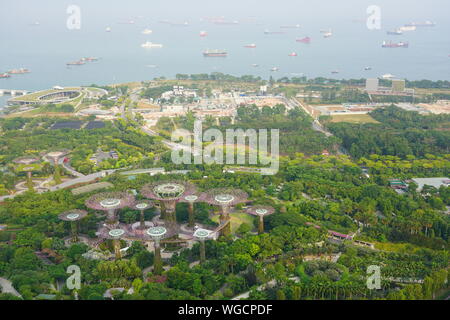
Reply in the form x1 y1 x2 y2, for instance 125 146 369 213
405 21 435 27
399 26 416 32
331 70 339 74
382 41 409 48
288 52 298 57
199 31 208 37
7 68 30 74
251 64 259 67
203 49 227 57
264 29 286 35
296 36 311 44
30 22 40 26
270 67 279 72
0 73 11 78
66 60 85 66
323 30 333 38
213 20 239 25
382 73 395 79
244 44 256 48
141 29 153 35
81 57 98 62
280 24 301 29
105 27 112 32
141 41 163 48
364 66 372 71
387 29 403 35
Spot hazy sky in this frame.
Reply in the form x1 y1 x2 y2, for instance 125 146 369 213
1 0 449 26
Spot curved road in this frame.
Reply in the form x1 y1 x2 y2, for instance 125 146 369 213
0 277 22 298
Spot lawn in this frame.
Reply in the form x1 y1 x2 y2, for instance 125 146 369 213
211 211 255 233
330 114 379 124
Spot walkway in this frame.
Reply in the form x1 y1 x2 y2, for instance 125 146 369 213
0 277 22 298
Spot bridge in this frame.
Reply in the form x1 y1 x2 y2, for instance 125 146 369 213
0 89 30 96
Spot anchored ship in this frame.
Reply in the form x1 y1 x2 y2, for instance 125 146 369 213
405 21 435 27
244 44 256 48
141 29 153 35
382 41 409 48
0 73 11 78
387 29 403 35
199 31 208 37
296 36 311 44
141 41 163 48
7 68 30 74
203 49 227 57
288 52 298 57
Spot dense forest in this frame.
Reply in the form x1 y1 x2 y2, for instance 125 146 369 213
325 106 450 159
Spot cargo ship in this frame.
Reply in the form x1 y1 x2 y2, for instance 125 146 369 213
280 24 301 29
105 27 112 32
296 36 311 44
387 29 403 35
81 57 99 62
66 60 85 66
141 41 163 48
199 31 208 37
399 26 416 32
203 49 227 57
8 68 30 74
0 73 11 78
244 44 256 48
141 29 153 35
288 52 298 57
405 21 435 27
264 29 286 35
382 41 409 48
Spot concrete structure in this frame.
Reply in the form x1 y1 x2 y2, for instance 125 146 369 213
412 177 449 192
365 78 379 92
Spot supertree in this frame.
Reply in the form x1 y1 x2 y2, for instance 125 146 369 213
97 226 128 259
203 188 248 237
13 156 41 191
179 194 204 228
131 200 154 230
246 205 275 234
140 181 196 230
146 226 169 275
85 192 135 225
46 150 69 184
58 209 88 242
193 228 213 264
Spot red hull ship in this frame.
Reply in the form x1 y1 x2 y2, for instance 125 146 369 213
296 37 311 44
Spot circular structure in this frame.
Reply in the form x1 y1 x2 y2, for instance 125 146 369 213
147 226 167 238
141 180 196 201
203 188 248 237
193 228 211 239
154 183 185 198
58 209 88 222
136 202 149 210
246 205 275 234
184 195 199 202
246 205 275 217
203 188 248 208
100 198 121 209
38 90 81 103
13 156 40 165
132 200 153 211
214 194 235 204
109 229 125 238
85 192 135 211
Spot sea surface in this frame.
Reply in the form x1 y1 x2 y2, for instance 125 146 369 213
1 0 449 108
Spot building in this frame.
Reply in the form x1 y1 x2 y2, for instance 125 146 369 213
411 177 450 192
392 79 406 93
365 78 379 92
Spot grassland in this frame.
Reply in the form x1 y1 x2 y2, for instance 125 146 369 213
330 114 379 124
